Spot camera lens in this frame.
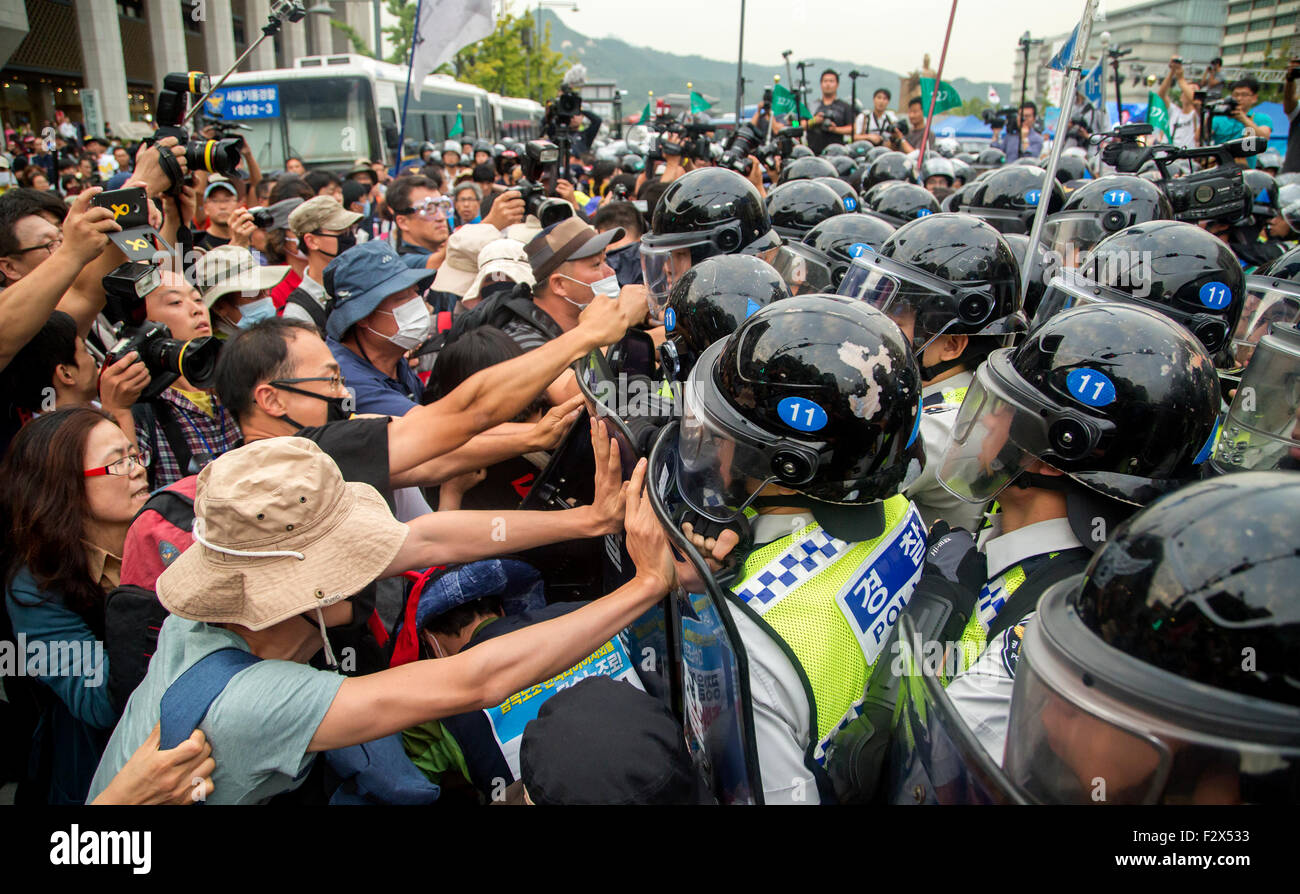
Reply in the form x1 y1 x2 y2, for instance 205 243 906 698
536 198 574 229
185 138 242 177
142 334 221 388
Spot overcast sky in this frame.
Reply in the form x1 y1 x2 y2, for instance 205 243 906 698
535 0 1147 85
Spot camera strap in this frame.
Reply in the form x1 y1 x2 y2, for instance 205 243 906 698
156 144 185 199
132 399 195 487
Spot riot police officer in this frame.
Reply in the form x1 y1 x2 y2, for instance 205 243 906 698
651 294 928 804
862 182 941 228
777 155 839 185
957 164 1065 235
935 302 1220 702
801 213 897 288
836 212 1025 531
1228 244 1300 370
640 167 783 323
1042 174 1173 269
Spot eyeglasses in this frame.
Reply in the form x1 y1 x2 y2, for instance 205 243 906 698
399 196 452 219
10 236 62 258
84 449 151 478
271 375 347 391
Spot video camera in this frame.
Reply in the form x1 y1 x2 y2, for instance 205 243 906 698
721 120 786 176
152 71 244 194
1097 123 1257 223
512 139 574 228
982 106 1022 131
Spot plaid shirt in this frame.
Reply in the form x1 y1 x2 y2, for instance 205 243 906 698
135 388 241 489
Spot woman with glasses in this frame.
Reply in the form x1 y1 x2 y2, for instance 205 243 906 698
1 407 151 803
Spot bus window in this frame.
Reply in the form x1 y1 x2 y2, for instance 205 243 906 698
227 76 379 170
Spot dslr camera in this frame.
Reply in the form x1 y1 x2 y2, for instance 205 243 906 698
1098 123 1255 223
152 72 244 193
512 139 574 228
103 321 221 401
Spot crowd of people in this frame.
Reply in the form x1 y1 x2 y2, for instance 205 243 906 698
0 50 1298 808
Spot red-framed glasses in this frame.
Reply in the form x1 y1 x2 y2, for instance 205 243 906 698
83 449 151 478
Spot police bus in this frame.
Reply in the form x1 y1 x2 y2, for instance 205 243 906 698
208 54 544 171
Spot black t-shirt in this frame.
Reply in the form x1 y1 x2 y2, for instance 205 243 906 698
294 415 393 508
808 99 853 155
195 230 230 252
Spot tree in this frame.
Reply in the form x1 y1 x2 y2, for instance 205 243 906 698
382 0 572 101
332 18 375 58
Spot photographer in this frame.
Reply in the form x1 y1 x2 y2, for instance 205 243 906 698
1284 57 1298 174
1156 58 1199 150
808 69 854 155
990 101 1044 162
1210 77 1272 168
108 270 241 489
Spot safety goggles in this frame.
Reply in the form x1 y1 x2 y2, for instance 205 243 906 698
400 196 453 220
1230 276 1300 369
937 349 1115 503
837 251 1019 349
769 242 835 296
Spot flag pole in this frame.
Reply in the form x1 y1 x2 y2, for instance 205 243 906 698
393 0 425 177
735 0 746 129
916 0 960 167
1020 0 1100 302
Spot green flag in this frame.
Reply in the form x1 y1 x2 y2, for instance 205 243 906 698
1147 90 1172 140
637 102 651 125
771 82 812 120
449 110 464 139
919 78 962 115
689 90 712 115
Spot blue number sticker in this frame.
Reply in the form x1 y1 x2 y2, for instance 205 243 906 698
1198 281 1232 310
777 396 828 432
843 196 858 212
1065 368 1117 407
915 208 933 217
1103 189 1132 206
1023 189 1042 206
664 307 676 331
849 242 873 258
745 298 762 318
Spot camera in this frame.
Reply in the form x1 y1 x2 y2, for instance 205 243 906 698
1098 123 1254 223
104 321 221 401
556 85 582 119
152 71 243 193
514 139 574 228
1208 96 1239 119
982 106 1021 131
248 206 275 229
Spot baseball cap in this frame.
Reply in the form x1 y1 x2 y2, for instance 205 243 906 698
323 239 435 340
524 216 624 284
464 238 535 305
204 174 238 198
288 195 363 238
519 676 714 805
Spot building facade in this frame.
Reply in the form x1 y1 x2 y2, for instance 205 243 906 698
0 0 380 136
1221 0 1299 66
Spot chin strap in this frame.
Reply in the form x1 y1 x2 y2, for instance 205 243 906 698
1010 471 1072 493
918 356 967 381
309 607 339 669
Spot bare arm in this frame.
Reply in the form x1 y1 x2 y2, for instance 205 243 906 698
385 294 642 477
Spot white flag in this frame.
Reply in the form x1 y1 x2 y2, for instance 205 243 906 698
409 0 496 101
987 85 1000 104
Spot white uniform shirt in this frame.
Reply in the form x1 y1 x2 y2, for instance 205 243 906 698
905 371 986 533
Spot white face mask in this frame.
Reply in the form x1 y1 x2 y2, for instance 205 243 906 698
370 295 432 351
557 272 619 308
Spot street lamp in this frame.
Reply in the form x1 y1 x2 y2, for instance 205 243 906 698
307 1 383 59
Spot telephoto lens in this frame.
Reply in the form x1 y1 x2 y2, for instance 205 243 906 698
185 138 242 176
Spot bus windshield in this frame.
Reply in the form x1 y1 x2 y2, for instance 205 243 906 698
208 76 377 170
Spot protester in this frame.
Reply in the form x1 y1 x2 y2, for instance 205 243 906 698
282 196 362 332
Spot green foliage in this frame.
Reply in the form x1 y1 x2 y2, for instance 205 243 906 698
331 18 375 58
381 0 573 101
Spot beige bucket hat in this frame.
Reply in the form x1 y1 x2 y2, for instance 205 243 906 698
157 437 409 632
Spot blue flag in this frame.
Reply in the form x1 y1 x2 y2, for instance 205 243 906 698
1048 24 1080 72
1081 60 1104 105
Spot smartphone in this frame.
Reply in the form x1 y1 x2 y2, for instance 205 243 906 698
90 186 149 229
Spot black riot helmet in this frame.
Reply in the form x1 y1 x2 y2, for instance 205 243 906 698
939 182 971 212
789 144 814 159
660 254 790 382
1242 168 1280 226
815 176 861 213
863 181 940 227
865 145 893 164
674 294 925 540
641 167 781 320
1053 152 1092 185
920 154 955 188
1005 472 1300 804
1034 220 1246 358
828 155 859 181
975 147 1006 169
959 164 1066 234
950 157 974 187
837 213 1025 380
860 179 902 210
1001 232 1057 319
938 303 1221 507
802 213 897 288
778 155 839 185
765 179 845 240
1044 175 1173 264
863 151 914 191
821 143 850 158
848 140 875 161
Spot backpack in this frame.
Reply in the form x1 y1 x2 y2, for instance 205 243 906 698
440 283 562 351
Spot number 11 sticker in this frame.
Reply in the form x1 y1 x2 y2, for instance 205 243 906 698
777 396 828 432
1065 368 1117 407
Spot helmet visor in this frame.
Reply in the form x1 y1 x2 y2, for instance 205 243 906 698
937 351 1112 503
1030 272 1129 332
1214 332 1300 473
641 239 712 323
1231 278 1300 369
1043 213 1110 266
770 243 834 296
967 207 1029 235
